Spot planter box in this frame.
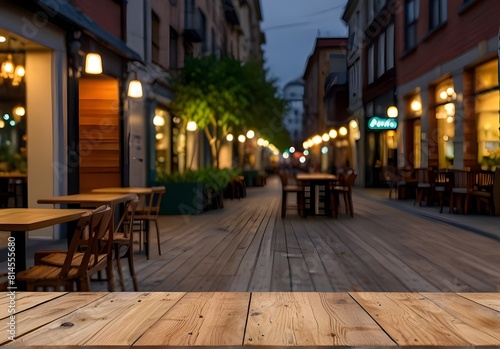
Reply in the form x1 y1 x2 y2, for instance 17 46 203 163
156 182 206 215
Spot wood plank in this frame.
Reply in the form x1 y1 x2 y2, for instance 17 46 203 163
0 292 66 320
0 292 106 344
423 293 500 344
134 292 249 347
350 292 486 346
7 292 185 347
245 292 395 347
458 293 500 312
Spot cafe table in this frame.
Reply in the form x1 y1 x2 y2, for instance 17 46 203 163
1 291 500 347
296 173 337 216
37 193 138 291
0 208 89 278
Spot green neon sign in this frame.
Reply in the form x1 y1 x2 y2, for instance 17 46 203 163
368 117 398 130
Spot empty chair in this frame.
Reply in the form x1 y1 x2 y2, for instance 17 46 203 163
433 170 453 213
111 197 140 291
331 170 357 217
449 169 473 214
279 172 304 218
134 186 166 258
468 170 495 214
17 206 111 291
415 168 433 206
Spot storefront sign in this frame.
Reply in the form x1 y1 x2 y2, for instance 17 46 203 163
368 117 398 130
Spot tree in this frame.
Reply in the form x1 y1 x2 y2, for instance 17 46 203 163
172 55 289 169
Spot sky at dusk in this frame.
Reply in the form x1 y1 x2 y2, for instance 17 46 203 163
260 0 349 91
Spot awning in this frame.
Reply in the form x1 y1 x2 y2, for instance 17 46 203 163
37 0 143 62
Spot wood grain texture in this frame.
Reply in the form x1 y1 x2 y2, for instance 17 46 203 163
7 292 184 347
350 292 493 346
458 292 500 312
134 292 249 346
245 292 395 347
0 292 65 320
0 292 105 345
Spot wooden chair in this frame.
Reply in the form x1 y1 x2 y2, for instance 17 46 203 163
449 169 473 214
331 170 357 217
433 170 453 213
110 197 140 291
468 170 495 215
415 168 433 206
134 186 166 258
16 207 111 291
279 172 304 218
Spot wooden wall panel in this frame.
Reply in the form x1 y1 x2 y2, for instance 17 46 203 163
79 77 121 193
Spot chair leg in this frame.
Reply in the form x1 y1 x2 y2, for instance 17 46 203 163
281 191 287 218
154 219 161 256
348 192 354 217
106 256 115 292
115 245 126 291
127 248 139 291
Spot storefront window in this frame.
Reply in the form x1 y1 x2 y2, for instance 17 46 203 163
0 51 27 173
435 79 455 169
475 60 499 170
154 108 171 176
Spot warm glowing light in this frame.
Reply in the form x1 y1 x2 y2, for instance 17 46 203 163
156 133 164 140
226 134 234 142
85 53 102 74
443 135 449 141
302 141 309 150
312 135 322 144
128 80 143 98
322 133 330 142
439 91 448 100
246 130 255 139
0 36 6 43
387 106 398 118
0 120 4 128
13 106 25 117
410 100 422 112
238 135 246 143
446 116 454 124
446 87 454 96
14 65 25 77
349 120 358 129
257 138 265 146
339 126 348 136
186 121 198 131
153 115 165 126
444 103 455 115
329 129 338 139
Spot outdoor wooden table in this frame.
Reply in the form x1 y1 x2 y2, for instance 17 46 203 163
0 208 89 278
296 173 337 216
1 292 499 347
37 193 138 291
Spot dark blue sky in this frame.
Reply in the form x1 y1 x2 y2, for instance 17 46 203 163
260 0 348 90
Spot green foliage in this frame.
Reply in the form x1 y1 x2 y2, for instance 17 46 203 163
156 168 240 191
171 55 290 166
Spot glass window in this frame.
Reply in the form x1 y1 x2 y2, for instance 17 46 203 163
475 60 499 170
368 44 375 84
152 11 160 64
329 54 347 84
386 24 395 69
377 33 385 78
429 0 447 30
405 0 419 51
154 108 172 176
169 26 178 70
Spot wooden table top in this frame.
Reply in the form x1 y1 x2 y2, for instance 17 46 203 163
37 193 137 206
0 172 27 179
0 208 89 231
296 173 337 181
91 187 154 195
2 292 500 347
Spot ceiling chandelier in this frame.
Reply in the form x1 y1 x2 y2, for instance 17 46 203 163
1 53 25 86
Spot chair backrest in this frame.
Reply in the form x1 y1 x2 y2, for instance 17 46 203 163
150 186 166 216
116 196 139 240
452 169 472 189
474 171 495 189
59 211 95 279
87 205 113 269
416 168 433 185
344 171 358 188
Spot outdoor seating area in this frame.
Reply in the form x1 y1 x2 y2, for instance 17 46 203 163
383 167 499 216
0 186 167 293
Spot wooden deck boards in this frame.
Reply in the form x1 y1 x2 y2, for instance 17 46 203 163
86 175 500 293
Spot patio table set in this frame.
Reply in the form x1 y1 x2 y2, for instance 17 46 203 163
0 186 165 292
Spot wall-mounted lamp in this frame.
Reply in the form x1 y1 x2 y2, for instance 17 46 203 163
85 53 102 74
386 105 398 118
128 79 143 98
